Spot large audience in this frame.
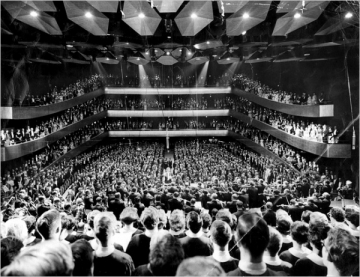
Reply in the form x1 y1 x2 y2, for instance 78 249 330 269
1 69 357 277
231 74 331 105
1 140 358 276
23 74 104 106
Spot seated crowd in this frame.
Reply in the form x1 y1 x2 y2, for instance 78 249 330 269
23 74 103 106
231 74 331 105
2 97 109 146
1 140 359 276
232 96 340 144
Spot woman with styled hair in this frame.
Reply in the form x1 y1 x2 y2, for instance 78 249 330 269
292 221 330 276
114 207 142 251
279 221 311 266
36 209 62 241
1 240 74 276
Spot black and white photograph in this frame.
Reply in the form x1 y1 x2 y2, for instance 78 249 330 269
0 0 359 276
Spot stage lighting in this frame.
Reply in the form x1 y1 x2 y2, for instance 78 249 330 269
345 12 353 19
85 12 93 18
294 13 301 19
242 31 246 35
139 13 145 18
30 11 38 17
243 13 249 19
191 13 197 19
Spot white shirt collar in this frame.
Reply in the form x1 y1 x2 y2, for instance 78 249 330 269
263 254 282 266
95 245 115 257
212 250 232 263
185 229 204 238
238 260 267 275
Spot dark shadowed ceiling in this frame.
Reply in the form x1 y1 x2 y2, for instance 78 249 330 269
1 1 359 65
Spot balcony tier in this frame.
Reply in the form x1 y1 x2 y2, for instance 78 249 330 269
232 88 334 117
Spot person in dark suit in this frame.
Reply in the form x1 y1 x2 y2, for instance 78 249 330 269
168 192 184 212
179 211 213 258
184 198 200 215
226 194 239 214
207 193 223 213
200 190 211 210
286 199 304 222
181 188 194 202
247 183 258 208
110 192 126 220
232 201 245 220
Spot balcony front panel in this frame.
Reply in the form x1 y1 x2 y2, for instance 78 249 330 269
1 88 104 120
105 87 231 95
1 111 106 161
107 110 230 118
108 130 229 138
230 111 351 158
232 88 334 118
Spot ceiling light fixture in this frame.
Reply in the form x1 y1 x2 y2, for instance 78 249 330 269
167 52 170 55
30 11 38 17
227 58 230 60
243 13 249 19
188 51 192 55
345 12 353 19
137 58 140 60
139 13 145 18
206 41 210 44
191 13 197 19
167 36 171 39
85 12 93 18
242 31 246 35
294 12 301 18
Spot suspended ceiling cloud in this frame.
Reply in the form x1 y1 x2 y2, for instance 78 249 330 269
153 0 184 13
64 1 109 36
226 1 271 36
272 1 329 36
2 1 62 35
174 1 213 36
122 1 162 36
87 1 118 13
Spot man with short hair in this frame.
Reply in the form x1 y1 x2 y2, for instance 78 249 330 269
209 220 239 273
108 192 125 220
180 211 213 258
233 201 245 220
227 213 286 276
93 212 134 276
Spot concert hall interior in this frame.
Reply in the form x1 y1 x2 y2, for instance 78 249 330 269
1 1 359 276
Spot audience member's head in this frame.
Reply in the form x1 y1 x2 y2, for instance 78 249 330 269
290 221 309 245
36 209 61 241
176 257 225 276
308 221 330 253
169 210 185 233
301 210 312 224
4 218 28 242
93 212 116 247
149 234 184 276
345 211 359 230
322 228 359 276
263 210 277 227
210 220 232 250
266 227 283 257
1 240 74 276
309 211 329 226
71 239 94 276
236 213 269 259
330 207 345 223
186 212 202 234
215 209 233 228
1 237 23 268
200 213 212 231
277 218 291 236
140 207 159 231
120 207 139 225
157 209 168 230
